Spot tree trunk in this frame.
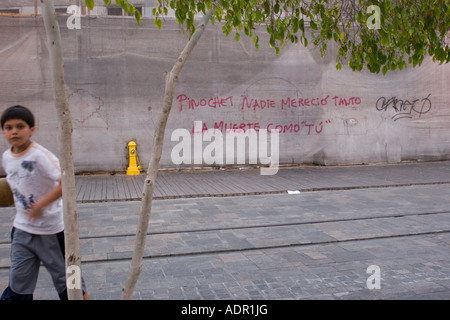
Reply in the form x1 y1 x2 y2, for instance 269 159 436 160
121 8 215 300
42 0 83 300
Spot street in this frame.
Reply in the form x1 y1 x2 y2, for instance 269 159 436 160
1 181 449 300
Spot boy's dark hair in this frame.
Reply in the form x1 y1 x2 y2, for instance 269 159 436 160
1 105 35 129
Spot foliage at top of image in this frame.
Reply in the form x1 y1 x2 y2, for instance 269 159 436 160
83 1 450 74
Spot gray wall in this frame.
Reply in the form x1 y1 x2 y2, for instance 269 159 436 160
1 15 449 174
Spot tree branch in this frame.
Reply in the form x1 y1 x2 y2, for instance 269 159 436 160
120 6 216 300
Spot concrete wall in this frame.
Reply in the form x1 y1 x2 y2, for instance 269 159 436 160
0 15 449 174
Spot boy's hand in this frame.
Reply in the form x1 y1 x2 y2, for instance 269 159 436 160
27 203 43 220
25 181 62 221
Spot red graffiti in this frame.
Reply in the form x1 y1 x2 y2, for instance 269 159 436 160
241 97 277 110
177 94 234 112
280 96 361 109
331 96 361 106
192 120 332 135
281 97 328 108
267 120 331 134
213 121 261 133
178 94 362 112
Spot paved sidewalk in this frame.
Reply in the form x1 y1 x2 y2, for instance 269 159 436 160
75 161 450 202
0 161 449 301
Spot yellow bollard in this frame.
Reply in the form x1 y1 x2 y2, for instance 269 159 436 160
126 141 141 175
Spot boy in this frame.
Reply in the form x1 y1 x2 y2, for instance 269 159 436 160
0 105 88 300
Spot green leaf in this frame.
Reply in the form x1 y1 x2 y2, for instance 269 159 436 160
155 18 162 30
86 0 95 10
333 32 338 42
299 18 305 34
253 35 260 50
197 2 205 13
310 20 318 30
274 3 280 14
302 35 308 47
235 32 241 42
233 14 240 27
135 9 141 26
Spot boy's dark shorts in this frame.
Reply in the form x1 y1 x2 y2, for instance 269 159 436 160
1 227 86 300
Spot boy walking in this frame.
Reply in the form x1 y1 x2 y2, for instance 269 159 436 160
0 105 88 300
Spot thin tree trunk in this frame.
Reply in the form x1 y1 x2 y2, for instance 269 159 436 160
42 0 83 300
121 8 215 300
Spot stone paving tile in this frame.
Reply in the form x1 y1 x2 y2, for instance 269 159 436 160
2 184 448 268
3 184 449 244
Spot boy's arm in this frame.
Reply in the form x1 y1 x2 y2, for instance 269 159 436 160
28 178 62 219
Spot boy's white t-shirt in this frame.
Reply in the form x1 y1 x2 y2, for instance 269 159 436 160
3 142 64 235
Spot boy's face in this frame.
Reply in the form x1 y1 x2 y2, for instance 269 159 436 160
2 119 35 153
